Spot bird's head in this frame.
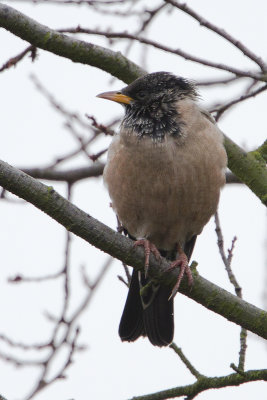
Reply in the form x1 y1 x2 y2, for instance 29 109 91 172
97 71 197 107
96 72 198 141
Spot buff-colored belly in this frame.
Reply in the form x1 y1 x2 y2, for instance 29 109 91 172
104 132 226 251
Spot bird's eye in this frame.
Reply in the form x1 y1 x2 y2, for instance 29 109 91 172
137 90 147 100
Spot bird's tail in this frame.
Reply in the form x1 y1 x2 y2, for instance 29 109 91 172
118 235 197 347
119 268 173 346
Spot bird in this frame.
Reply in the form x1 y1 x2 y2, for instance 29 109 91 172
97 71 227 347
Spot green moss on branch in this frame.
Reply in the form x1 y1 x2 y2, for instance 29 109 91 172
224 136 267 206
0 159 267 340
0 3 145 83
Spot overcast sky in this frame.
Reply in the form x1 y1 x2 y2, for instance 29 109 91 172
0 1 266 399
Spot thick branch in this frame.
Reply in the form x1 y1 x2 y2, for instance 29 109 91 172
129 369 267 400
224 136 267 206
0 3 145 83
0 159 267 340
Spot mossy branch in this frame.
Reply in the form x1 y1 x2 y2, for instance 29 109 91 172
0 3 145 83
224 136 267 206
128 368 267 399
0 159 267 340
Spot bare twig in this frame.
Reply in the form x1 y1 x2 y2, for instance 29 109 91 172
69 256 112 322
0 45 37 72
165 0 267 71
5 0 138 5
89 147 108 161
0 334 50 350
29 75 117 167
64 122 93 160
8 270 63 283
215 212 247 372
86 115 115 136
30 74 91 130
196 76 243 87
116 215 131 285
59 26 263 80
0 180 112 399
21 163 105 183
170 343 204 379
211 83 267 121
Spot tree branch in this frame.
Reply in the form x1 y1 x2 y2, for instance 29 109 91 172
224 136 267 206
0 159 267 340
18 164 240 185
170 343 204 379
128 368 267 400
22 142 267 207
0 44 37 72
212 84 267 120
21 163 105 183
165 0 267 71
59 26 263 81
0 3 145 83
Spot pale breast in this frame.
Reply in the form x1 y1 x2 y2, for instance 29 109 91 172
104 101 227 251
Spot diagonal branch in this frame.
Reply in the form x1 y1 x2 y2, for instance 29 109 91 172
0 159 267 340
0 44 37 72
58 26 263 81
165 0 267 71
170 343 204 379
0 3 264 81
211 84 267 120
128 368 267 400
224 136 267 207
0 3 145 83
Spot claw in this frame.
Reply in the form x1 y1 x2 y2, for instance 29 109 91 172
166 252 193 300
134 239 161 277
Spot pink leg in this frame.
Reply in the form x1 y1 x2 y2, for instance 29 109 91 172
166 245 193 299
134 239 161 277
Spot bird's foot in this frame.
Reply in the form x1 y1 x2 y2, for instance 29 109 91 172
134 239 161 278
166 252 193 299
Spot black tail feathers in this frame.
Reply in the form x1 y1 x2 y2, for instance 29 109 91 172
119 268 173 346
118 235 197 347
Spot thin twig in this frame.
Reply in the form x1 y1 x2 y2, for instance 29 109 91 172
170 343 204 379
215 212 247 372
196 76 243 87
0 334 50 350
8 270 63 283
59 26 263 80
30 74 92 130
165 0 267 71
86 115 115 136
21 163 105 183
116 215 131 285
211 83 267 121
0 45 37 72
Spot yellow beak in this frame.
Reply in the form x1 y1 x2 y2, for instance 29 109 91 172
96 91 132 105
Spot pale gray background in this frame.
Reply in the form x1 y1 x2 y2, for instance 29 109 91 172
0 1 266 399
